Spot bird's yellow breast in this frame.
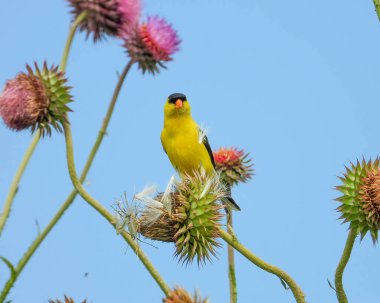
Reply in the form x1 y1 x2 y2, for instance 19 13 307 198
161 115 214 176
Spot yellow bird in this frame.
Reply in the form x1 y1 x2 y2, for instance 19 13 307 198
161 93 240 211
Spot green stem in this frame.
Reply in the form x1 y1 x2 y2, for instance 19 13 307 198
62 118 170 296
0 131 41 237
0 11 86 241
219 228 306 303
374 0 380 21
334 228 357 303
227 212 237 303
60 11 87 71
0 60 134 303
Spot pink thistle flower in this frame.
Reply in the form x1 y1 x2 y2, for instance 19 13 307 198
68 0 141 41
117 0 141 35
140 16 180 62
213 147 254 186
124 15 181 74
0 73 48 131
0 63 73 136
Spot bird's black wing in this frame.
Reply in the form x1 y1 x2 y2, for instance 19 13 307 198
200 129 215 168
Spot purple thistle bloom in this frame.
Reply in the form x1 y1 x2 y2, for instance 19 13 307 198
117 0 141 35
123 15 181 74
0 73 48 131
140 16 180 61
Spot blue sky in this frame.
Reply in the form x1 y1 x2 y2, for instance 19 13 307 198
1 1 380 302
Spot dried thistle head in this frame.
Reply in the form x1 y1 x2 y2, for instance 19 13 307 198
136 172 225 265
164 287 208 303
0 63 72 136
336 158 380 243
48 295 87 303
123 15 180 74
213 147 253 187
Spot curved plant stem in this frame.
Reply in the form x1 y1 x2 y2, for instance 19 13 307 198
219 228 306 303
60 11 87 71
62 118 171 296
0 11 87 241
0 131 41 237
334 228 357 303
227 212 237 303
374 0 380 21
0 60 134 303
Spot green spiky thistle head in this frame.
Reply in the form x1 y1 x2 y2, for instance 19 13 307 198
164 287 209 303
31 63 72 136
136 172 225 265
336 158 380 243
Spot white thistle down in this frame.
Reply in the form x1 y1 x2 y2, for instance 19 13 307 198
200 172 220 199
161 175 176 214
134 185 163 225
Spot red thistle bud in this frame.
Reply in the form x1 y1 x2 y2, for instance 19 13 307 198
124 15 181 74
0 63 72 136
213 147 253 187
164 287 208 303
68 0 141 41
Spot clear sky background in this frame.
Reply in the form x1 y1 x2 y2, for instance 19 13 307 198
1 1 380 302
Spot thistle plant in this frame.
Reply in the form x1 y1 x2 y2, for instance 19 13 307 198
336 158 380 242
135 172 225 265
213 147 253 303
213 147 253 187
48 296 87 303
123 15 181 74
164 287 208 303
0 63 72 135
334 158 380 303
68 0 141 41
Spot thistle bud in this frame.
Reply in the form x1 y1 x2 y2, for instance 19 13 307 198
123 15 180 74
336 158 380 243
213 147 253 187
136 172 225 265
68 0 141 41
0 63 72 136
48 295 87 303
164 287 208 303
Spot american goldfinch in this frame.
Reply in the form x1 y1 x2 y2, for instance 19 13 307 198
160 93 240 211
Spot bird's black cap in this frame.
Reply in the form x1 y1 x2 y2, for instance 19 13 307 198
168 93 187 103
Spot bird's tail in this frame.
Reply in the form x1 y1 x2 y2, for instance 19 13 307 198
221 196 241 211
221 184 241 211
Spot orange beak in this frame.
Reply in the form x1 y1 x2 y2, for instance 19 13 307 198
175 99 183 108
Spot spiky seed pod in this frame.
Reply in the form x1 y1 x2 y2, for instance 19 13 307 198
68 0 141 41
48 295 87 303
0 63 72 135
164 287 208 303
213 147 253 187
123 15 180 74
136 172 225 265
173 172 225 265
336 158 380 243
